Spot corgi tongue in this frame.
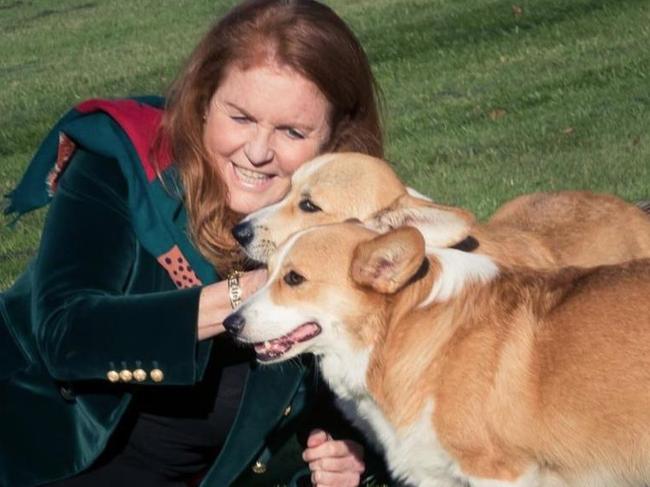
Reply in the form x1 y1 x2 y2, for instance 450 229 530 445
254 322 321 361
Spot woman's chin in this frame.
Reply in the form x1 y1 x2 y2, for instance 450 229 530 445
227 191 283 215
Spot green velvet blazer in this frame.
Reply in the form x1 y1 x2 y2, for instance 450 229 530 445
0 149 336 487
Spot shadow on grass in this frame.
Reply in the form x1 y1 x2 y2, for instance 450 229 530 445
0 2 97 33
0 1 26 11
364 0 644 64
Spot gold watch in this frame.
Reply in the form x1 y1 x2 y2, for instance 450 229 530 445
227 269 243 309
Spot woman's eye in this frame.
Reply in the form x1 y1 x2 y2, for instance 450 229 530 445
286 128 305 140
284 270 306 286
298 199 322 213
230 115 250 124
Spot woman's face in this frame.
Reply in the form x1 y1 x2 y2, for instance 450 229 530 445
203 63 332 214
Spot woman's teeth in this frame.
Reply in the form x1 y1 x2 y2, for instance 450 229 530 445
233 164 272 185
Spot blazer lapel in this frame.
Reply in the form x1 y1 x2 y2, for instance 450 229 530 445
200 359 307 486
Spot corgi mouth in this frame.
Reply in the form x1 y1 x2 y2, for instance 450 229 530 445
253 322 321 362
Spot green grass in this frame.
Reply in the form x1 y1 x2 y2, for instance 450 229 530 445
1 0 649 289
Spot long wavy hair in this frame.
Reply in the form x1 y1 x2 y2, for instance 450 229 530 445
157 0 384 272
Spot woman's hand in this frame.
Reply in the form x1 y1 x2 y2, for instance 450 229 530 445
197 268 268 340
303 429 365 487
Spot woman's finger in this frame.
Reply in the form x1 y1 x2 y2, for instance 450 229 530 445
311 469 361 487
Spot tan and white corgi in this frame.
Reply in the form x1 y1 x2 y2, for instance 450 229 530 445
232 153 650 269
224 222 650 487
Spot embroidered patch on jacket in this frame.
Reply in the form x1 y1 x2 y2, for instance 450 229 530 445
46 133 77 196
158 245 202 288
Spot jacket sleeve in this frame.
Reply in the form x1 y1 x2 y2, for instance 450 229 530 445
31 148 204 385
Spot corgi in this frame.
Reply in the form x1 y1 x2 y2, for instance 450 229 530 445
224 222 650 487
232 153 650 269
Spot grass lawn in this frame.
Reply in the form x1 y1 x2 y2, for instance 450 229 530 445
1 0 649 290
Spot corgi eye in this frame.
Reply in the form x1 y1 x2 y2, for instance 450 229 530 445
298 199 322 213
284 271 306 286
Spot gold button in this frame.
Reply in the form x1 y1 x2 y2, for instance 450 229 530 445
133 369 147 382
150 368 164 383
251 460 267 474
283 405 292 417
119 369 133 382
107 370 120 383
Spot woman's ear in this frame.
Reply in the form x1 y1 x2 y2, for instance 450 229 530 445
365 193 476 249
351 226 426 294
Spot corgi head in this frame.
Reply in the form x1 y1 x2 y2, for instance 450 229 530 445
232 152 478 263
231 152 410 263
223 222 435 364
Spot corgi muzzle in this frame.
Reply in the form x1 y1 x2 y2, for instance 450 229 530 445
224 311 322 362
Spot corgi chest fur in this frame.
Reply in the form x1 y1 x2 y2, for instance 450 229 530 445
319 350 467 487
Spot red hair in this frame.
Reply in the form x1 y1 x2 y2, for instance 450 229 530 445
158 0 383 271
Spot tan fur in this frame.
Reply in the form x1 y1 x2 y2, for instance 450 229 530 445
237 153 650 484
241 153 407 259
236 222 650 484
352 226 427 294
487 191 650 267
374 189 650 269
241 152 650 270
350 227 650 484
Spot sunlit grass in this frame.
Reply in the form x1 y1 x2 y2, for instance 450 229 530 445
2 0 649 289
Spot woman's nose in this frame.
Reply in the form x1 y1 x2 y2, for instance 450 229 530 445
244 127 274 166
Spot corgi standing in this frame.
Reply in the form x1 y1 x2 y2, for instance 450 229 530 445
225 222 650 487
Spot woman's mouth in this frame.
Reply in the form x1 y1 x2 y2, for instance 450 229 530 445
231 162 274 189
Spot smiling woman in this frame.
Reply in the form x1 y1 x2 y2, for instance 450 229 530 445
203 64 332 214
0 1 387 486
160 0 383 274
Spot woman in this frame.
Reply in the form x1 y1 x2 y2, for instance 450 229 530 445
0 1 386 486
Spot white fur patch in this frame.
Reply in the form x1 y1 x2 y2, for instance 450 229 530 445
406 186 433 201
265 229 310 283
375 402 465 486
320 345 372 400
420 248 499 307
291 152 337 185
324 388 469 487
366 204 471 248
409 207 471 248
237 229 318 344
237 289 314 345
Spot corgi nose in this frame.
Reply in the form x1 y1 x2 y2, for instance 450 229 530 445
223 312 246 336
232 222 254 246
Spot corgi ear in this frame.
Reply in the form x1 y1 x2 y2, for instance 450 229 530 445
352 226 426 294
365 193 476 249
